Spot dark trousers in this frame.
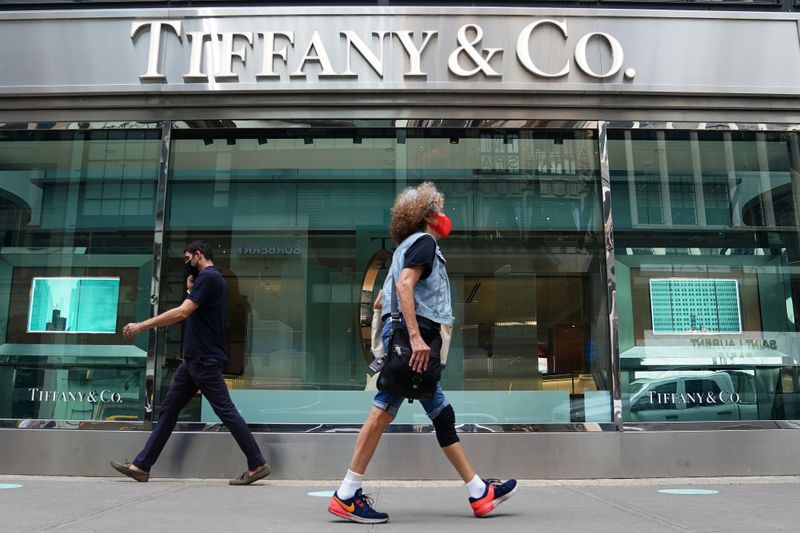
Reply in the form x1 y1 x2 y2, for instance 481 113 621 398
133 358 265 472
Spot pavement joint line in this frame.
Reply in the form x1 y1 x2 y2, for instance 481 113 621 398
34 482 192 532
2 475 799 487
566 486 700 533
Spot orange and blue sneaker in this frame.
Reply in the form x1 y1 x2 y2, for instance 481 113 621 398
469 478 518 517
328 488 390 524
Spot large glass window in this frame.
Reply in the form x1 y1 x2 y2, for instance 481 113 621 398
610 130 800 422
0 125 161 424
158 124 611 426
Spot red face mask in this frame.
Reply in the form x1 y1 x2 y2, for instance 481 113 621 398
432 213 452 238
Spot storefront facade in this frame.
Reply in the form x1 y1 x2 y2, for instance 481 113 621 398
2 5 800 479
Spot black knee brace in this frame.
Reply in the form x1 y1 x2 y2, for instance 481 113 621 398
432 404 459 448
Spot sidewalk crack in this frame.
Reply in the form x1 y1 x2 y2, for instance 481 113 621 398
566 486 700 533
36 483 191 532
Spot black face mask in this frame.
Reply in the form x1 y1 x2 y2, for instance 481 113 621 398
185 258 200 278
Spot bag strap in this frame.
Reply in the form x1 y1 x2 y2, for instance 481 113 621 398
390 276 401 328
389 275 414 404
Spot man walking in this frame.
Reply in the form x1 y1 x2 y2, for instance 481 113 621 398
111 240 270 485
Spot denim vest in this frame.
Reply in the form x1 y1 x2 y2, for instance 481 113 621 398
381 232 453 326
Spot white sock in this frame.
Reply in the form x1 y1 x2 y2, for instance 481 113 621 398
466 475 487 499
337 469 364 500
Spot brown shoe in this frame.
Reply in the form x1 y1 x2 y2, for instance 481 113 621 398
110 460 149 482
229 463 270 485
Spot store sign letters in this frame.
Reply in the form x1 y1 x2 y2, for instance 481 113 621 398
236 243 303 256
28 388 124 404
131 20 628 83
690 337 778 350
648 391 742 406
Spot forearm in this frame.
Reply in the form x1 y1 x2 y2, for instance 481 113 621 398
396 281 421 338
138 305 190 330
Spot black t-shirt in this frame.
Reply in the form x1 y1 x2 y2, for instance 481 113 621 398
403 235 437 280
184 266 228 361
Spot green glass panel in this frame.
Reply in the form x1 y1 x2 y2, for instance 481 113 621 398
0 128 160 421
610 129 800 422
160 127 611 425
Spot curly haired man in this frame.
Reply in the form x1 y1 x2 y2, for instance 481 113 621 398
328 182 517 524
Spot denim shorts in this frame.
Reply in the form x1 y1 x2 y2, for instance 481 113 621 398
372 318 449 419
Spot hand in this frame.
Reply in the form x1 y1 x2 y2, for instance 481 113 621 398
122 322 143 339
408 333 430 373
186 275 194 292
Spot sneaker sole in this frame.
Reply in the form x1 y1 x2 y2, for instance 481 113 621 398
328 500 390 524
473 485 517 517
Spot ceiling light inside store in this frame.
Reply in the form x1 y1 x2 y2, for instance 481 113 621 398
494 321 537 327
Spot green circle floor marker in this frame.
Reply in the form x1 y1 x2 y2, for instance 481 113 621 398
658 488 719 495
308 490 335 498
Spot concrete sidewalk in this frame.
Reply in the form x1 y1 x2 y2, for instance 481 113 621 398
0 475 797 532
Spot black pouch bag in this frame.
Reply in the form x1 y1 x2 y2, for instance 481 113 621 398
377 319 443 402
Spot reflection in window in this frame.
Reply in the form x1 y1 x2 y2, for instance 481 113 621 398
636 381 676 412
0 127 160 422
161 127 611 424
685 378 722 397
610 129 800 422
